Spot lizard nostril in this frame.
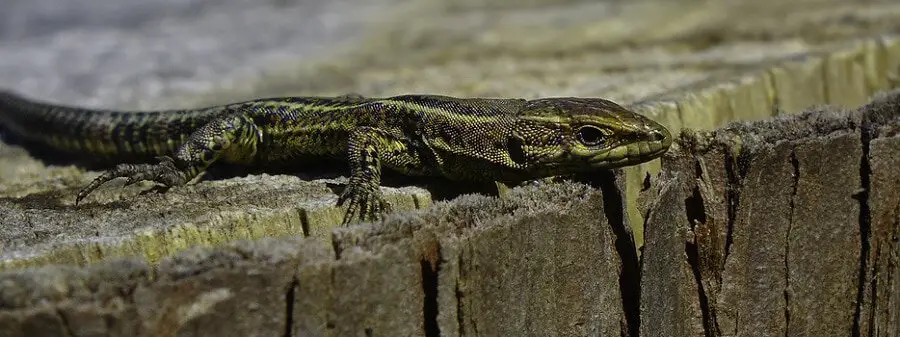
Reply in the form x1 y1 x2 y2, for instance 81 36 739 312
647 130 665 142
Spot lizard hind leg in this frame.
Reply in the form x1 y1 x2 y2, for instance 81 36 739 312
74 114 260 205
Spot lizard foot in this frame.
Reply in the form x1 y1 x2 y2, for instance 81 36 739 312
75 156 190 205
337 183 392 226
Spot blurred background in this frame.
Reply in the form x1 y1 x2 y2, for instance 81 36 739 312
0 0 400 107
3 0 896 111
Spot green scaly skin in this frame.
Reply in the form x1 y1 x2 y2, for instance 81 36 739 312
0 91 673 225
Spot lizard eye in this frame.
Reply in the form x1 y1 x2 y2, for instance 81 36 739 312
577 126 606 147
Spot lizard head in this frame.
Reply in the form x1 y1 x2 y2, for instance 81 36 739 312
509 97 672 177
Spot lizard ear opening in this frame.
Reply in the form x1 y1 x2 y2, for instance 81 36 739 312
506 136 527 165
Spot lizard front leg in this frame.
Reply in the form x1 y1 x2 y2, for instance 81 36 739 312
338 127 427 226
75 114 261 204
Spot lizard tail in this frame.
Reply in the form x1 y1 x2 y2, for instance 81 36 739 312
0 90 224 161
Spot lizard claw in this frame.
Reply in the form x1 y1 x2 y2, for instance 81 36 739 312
75 158 190 205
337 183 392 226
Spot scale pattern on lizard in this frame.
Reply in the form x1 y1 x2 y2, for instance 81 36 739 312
0 91 672 225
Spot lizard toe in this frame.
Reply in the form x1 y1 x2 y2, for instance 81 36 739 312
368 195 391 221
75 159 191 205
341 200 361 226
337 185 392 225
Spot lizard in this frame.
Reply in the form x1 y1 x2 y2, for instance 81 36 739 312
0 90 673 225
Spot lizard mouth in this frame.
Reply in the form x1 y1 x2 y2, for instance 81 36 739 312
587 136 672 167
